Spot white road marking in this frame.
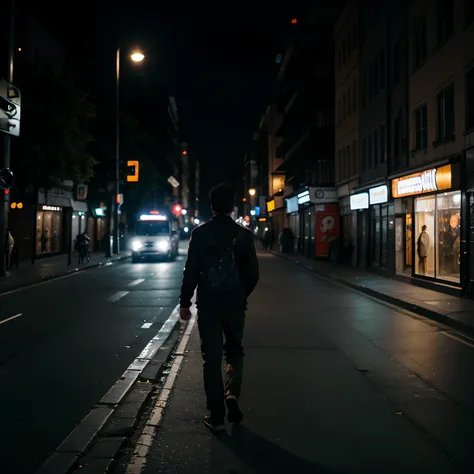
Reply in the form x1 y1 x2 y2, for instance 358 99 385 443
108 291 129 302
129 279 145 287
141 322 153 329
0 313 22 325
440 331 474 349
125 311 197 474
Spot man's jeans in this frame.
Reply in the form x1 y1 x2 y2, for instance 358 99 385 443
197 309 245 417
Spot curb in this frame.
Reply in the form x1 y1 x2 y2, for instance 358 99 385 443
271 251 474 335
0 254 131 295
35 305 185 474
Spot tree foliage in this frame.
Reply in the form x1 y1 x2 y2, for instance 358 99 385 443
14 69 97 190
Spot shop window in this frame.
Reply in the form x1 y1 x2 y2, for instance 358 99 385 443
381 205 389 267
414 196 436 278
414 192 461 282
437 191 461 283
371 205 381 265
36 208 63 255
436 85 454 142
414 104 428 150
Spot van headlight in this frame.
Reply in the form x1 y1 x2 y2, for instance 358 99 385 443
132 240 143 251
157 239 170 252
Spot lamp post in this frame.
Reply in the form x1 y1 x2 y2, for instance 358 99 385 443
112 47 144 255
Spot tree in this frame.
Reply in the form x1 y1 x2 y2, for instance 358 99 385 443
13 69 97 191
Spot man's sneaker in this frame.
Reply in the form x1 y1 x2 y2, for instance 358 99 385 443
204 415 225 431
225 396 243 424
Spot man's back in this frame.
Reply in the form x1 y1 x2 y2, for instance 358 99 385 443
180 215 259 310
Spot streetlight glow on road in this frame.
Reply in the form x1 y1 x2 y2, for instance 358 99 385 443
130 52 145 62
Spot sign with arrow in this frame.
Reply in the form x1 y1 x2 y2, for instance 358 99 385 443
0 80 21 137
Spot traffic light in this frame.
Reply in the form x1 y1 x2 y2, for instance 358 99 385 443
127 160 139 182
172 204 182 216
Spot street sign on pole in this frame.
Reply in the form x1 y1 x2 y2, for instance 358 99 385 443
0 80 20 137
168 176 180 188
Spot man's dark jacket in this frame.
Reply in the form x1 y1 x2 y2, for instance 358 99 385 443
180 215 259 310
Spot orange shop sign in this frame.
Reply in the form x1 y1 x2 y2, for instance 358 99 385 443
391 165 452 198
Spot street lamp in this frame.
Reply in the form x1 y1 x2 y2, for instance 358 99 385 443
111 47 145 256
249 188 256 196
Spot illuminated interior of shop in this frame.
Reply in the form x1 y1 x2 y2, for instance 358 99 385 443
36 209 62 254
414 191 461 283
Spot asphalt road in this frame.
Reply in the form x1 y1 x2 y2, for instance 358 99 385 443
0 251 186 474
125 252 474 474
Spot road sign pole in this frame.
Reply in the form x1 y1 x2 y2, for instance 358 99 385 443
0 0 15 277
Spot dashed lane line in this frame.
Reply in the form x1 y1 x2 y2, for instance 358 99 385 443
108 291 129 302
0 313 22 325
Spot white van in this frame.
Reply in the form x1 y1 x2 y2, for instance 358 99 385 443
131 213 179 262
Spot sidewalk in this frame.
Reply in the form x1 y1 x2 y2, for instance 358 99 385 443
272 250 474 332
0 251 130 293
118 253 466 474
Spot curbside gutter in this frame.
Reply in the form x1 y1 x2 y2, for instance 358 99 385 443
35 305 186 474
272 251 474 335
0 254 131 296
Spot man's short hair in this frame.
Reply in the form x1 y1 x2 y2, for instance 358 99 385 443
210 183 235 215
422 225 427 231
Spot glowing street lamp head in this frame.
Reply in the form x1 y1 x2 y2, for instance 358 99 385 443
130 52 145 63
249 188 256 196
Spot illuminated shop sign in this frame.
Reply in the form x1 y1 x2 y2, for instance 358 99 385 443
350 193 369 210
266 200 275 212
297 190 310 204
42 205 61 211
286 196 298 213
391 165 452 198
369 185 388 205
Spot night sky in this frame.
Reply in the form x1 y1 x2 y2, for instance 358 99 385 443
21 1 305 207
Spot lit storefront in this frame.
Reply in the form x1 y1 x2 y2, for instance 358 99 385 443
287 188 339 258
350 192 369 268
391 163 462 285
36 205 64 255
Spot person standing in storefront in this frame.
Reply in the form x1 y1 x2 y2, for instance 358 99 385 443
417 225 430 275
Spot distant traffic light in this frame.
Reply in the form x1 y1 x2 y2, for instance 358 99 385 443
291 18 297 24
172 204 182 216
127 160 139 182
182 150 187 156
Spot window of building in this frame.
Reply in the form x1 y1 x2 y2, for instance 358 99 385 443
394 111 402 156
437 85 454 141
353 78 357 112
467 68 474 130
393 37 402 85
413 17 427 69
373 128 379 165
368 64 374 101
436 0 454 46
380 124 386 164
361 137 367 170
380 50 386 90
414 104 428 150
343 92 347 120
368 135 373 168
337 150 342 182
341 147 346 179
348 88 352 116
414 192 461 282
337 49 342 70
374 60 379 96
352 139 357 176
362 72 368 108
466 0 474 27
36 207 63 255
346 145 352 177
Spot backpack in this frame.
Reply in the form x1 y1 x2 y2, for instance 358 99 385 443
201 227 242 296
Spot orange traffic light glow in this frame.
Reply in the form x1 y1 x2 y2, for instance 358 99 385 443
291 18 297 24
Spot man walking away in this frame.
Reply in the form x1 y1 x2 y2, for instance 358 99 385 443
180 183 259 431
